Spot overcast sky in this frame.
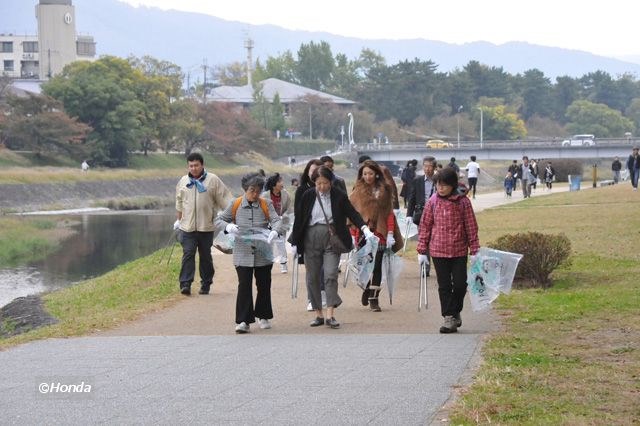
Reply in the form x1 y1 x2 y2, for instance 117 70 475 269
119 0 638 58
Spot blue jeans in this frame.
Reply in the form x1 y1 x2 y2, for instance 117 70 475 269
631 169 639 189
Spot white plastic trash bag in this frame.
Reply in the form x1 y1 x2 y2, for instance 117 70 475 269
346 236 379 290
467 247 523 311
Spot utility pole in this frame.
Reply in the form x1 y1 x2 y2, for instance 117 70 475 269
202 59 207 102
244 37 254 86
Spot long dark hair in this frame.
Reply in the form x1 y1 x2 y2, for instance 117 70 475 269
299 159 323 188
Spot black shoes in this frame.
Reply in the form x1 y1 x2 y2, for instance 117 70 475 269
369 298 381 312
325 317 340 329
309 317 324 327
180 286 191 296
198 286 210 295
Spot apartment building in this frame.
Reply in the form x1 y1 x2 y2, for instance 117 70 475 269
0 0 96 80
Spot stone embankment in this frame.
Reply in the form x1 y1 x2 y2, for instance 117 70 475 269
0 174 251 212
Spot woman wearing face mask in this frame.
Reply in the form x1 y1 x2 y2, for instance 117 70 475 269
416 167 479 334
349 160 401 312
288 166 373 329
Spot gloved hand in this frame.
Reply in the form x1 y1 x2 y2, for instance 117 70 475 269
386 232 395 249
225 223 239 235
393 209 400 216
405 216 413 225
173 219 180 230
267 230 278 244
291 245 297 256
469 254 477 264
361 225 375 240
418 254 429 265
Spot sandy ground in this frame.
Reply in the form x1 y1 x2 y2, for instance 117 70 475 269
100 247 498 336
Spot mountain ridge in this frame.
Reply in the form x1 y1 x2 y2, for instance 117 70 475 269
2 0 639 80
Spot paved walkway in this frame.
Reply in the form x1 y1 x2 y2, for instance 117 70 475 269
0 185 569 425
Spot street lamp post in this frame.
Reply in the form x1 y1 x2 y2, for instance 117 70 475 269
478 107 483 149
308 104 312 141
456 105 463 148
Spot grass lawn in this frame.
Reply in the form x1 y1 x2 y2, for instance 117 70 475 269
450 183 640 425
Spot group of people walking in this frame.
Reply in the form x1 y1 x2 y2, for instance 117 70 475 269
173 152 479 335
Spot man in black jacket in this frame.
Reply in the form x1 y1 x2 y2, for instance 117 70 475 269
406 156 437 225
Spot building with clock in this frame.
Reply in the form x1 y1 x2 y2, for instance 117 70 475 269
0 0 95 80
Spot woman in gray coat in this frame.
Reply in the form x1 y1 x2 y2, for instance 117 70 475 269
216 173 285 334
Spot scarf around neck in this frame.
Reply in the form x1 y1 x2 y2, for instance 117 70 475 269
187 170 208 193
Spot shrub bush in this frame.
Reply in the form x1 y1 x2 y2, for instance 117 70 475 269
488 232 572 288
544 159 583 182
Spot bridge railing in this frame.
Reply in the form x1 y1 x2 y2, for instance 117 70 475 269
358 138 638 151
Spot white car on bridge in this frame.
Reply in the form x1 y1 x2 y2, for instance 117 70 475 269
562 134 595 147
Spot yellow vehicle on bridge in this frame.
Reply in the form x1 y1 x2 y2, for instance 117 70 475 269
426 139 454 149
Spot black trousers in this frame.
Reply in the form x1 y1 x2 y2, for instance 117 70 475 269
179 231 214 290
235 264 273 324
432 256 468 317
468 177 478 197
366 248 385 299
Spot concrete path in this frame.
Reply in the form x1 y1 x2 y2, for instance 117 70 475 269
0 186 569 425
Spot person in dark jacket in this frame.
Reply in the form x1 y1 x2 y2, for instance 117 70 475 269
406 156 437 225
611 157 622 184
288 166 373 329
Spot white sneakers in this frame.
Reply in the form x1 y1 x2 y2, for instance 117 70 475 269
236 319 271 333
235 322 249 334
280 263 288 273
259 319 272 329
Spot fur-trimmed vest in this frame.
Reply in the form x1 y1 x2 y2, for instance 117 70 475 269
349 180 394 235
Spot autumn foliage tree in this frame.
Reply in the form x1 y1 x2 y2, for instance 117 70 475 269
3 94 91 157
198 102 271 156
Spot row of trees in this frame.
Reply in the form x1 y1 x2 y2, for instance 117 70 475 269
2 39 640 167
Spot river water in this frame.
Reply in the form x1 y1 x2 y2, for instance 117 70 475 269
0 209 175 308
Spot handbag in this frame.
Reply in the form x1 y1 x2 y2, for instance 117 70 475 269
316 191 351 254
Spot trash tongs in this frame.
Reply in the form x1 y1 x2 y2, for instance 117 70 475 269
418 262 428 311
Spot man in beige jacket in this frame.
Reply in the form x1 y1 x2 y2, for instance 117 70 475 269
175 152 232 295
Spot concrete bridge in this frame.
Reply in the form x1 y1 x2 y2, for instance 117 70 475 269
356 138 637 163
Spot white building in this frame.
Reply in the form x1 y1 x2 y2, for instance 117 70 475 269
0 0 95 80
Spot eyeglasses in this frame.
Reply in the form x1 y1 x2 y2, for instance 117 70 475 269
245 187 260 194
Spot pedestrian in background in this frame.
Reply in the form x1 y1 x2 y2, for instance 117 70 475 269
320 155 348 194
406 156 437 226
611 156 622 184
543 161 556 191
504 171 514 197
520 156 536 198
216 172 285 334
464 155 480 199
416 167 479 334
400 159 417 208
508 160 519 190
175 152 232 296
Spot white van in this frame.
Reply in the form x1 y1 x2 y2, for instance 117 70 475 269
562 134 595 147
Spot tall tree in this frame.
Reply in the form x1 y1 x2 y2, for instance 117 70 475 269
519 69 553 120
296 41 334 91
565 100 634 137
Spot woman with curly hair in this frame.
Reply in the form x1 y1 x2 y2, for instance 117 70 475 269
349 160 403 312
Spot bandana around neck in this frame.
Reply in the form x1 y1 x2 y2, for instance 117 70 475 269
187 170 208 193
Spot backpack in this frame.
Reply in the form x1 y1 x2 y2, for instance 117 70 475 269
231 196 269 223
